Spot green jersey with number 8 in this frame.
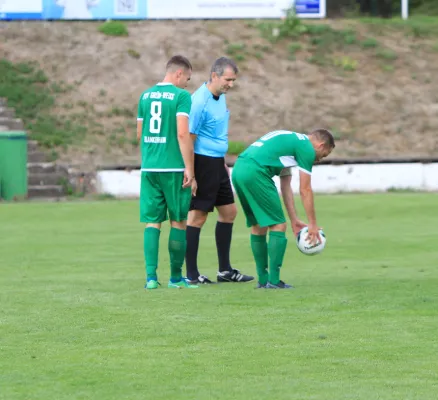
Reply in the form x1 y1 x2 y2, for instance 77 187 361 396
239 130 316 177
137 83 192 171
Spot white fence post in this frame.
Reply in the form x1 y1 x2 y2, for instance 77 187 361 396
401 0 409 19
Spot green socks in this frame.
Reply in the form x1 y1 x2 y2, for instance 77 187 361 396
251 234 268 285
251 231 288 285
168 227 186 283
147 227 287 285
144 227 186 283
144 227 160 281
268 231 288 285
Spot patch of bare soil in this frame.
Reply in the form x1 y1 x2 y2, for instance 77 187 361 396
1 19 438 168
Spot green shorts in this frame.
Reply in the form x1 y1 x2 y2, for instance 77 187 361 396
140 171 191 223
231 158 286 228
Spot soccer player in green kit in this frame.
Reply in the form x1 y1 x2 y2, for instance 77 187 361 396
136 55 198 289
231 129 335 289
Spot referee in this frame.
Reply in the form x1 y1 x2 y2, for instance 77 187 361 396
185 57 254 284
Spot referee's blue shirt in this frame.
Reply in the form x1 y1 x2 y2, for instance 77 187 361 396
189 83 230 158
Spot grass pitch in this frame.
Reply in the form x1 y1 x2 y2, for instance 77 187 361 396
1 193 438 400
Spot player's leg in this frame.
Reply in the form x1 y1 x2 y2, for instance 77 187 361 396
215 203 236 274
243 178 289 288
249 224 269 287
216 164 254 282
162 172 199 289
252 188 289 288
266 224 292 289
185 209 208 281
215 165 236 274
185 154 220 283
140 172 167 289
251 222 291 289
186 209 210 282
232 159 290 288
232 159 268 285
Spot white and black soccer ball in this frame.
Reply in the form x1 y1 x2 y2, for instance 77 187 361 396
296 227 326 256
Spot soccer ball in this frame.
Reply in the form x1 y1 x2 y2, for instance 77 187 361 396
296 227 326 256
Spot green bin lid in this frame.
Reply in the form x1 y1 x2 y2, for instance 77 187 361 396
0 131 27 139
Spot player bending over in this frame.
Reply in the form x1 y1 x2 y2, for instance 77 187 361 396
137 55 198 289
231 129 335 289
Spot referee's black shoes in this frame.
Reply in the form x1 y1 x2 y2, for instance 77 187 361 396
185 275 216 285
217 269 254 283
185 269 254 284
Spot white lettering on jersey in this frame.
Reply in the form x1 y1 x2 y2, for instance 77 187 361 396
145 92 174 100
144 137 167 144
162 92 175 100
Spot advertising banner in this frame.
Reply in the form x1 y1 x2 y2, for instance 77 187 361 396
0 0 43 20
146 0 326 19
1 0 325 22
295 0 324 17
42 0 146 20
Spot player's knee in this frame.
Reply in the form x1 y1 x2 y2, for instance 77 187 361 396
171 220 186 230
228 204 238 221
218 203 237 223
146 223 161 230
251 225 268 235
270 222 287 233
188 210 208 228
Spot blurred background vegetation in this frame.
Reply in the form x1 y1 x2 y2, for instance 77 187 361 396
327 0 438 18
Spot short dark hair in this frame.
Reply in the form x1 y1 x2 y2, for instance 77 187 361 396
210 57 239 78
166 55 192 72
309 128 336 149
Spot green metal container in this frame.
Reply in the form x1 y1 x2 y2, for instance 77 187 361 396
0 131 28 201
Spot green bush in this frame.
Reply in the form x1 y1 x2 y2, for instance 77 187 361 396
0 60 54 121
0 59 85 149
361 38 379 48
98 21 129 37
392 0 438 15
228 141 247 155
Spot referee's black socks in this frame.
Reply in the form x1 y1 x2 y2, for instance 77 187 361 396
185 226 201 280
216 222 234 273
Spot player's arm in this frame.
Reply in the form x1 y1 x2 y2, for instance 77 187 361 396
137 119 143 142
280 168 306 236
177 115 195 184
136 95 144 143
299 170 321 244
177 91 195 191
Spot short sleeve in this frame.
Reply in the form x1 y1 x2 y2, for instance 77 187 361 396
177 90 191 118
137 94 144 121
189 95 206 135
295 141 316 175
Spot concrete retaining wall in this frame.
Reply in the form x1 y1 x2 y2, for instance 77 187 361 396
95 163 438 198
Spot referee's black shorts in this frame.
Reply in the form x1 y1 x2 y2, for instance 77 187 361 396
190 153 235 213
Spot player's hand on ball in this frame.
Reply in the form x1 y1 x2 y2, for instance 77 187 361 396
292 219 307 237
307 224 322 245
